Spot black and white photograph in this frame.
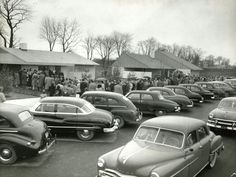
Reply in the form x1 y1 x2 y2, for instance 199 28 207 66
0 0 236 177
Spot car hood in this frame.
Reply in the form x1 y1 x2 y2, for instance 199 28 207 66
211 108 236 121
116 140 183 173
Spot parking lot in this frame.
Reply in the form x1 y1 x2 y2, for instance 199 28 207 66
0 98 236 177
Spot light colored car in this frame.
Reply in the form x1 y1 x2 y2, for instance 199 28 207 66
224 78 236 91
208 97 236 130
97 116 224 177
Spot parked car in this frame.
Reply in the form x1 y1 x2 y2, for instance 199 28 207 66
195 82 226 99
147 87 194 110
8 97 118 141
97 116 224 177
81 91 142 128
208 81 235 97
208 97 236 131
165 85 204 103
0 103 55 164
179 84 215 100
126 90 180 116
224 78 236 91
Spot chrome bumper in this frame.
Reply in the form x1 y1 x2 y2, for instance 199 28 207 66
136 112 143 122
103 122 118 133
38 138 56 154
207 122 236 130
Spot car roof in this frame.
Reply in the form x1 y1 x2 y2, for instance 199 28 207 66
82 91 124 98
142 116 205 135
40 96 87 107
221 97 236 101
148 87 171 92
180 84 198 86
208 81 225 84
127 90 161 94
0 103 29 125
165 85 187 89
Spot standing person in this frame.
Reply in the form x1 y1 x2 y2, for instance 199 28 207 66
31 70 38 90
13 72 20 88
44 74 54 95
114 81 123 95
80 79 88 95
0 87 6 103
88 80 97 91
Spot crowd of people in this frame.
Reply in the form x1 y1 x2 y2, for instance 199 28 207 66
10 68 229 98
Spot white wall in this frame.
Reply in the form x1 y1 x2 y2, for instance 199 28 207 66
62 65 95 80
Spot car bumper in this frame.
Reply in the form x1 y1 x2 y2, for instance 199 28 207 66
38 138 56 154
103 123 118 133
207 122 236 131
136 112 143 122
174 106 181 112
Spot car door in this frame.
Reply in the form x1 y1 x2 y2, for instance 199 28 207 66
32 103 57 126
140 93 155 113
94 96 109 111
107 98 125 112
174 88 186 96
196 126 211 167
0 116 17 134
184 130 203 177
55 104 82 127
126 93 141 110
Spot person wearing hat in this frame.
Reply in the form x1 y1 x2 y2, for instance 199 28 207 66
0 87 6 103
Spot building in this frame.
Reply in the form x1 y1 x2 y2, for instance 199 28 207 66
113 50 202 79
0 46 98 79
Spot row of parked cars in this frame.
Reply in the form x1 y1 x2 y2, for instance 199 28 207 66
0 79 235 177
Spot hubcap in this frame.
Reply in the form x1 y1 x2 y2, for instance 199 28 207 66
1 149 12 159
81 130 90 138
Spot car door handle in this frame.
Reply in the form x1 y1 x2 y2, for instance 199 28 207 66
199 145 203 149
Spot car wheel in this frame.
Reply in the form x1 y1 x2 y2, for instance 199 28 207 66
0 144 17 165
114 116 125 128
154 110 166 116
76 130 95 141
209 152 218 168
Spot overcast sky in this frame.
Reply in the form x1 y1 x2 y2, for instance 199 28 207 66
18 0 236 63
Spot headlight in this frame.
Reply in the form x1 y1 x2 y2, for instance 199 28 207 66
150 172 160 177
97 158 105 168
209 113 214 118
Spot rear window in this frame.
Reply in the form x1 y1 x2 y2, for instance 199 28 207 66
18 111 33 123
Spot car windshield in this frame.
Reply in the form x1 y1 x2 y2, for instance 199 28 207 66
134 126 184 149
18 111 33 124
218 100 236 110
81 102 95 113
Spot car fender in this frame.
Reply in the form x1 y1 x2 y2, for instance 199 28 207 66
210 135 224 154
150 157 189 177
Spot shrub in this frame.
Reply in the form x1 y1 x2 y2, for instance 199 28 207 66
0 65 13 93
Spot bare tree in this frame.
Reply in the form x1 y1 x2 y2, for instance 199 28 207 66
58 18 80 53
0 0 31 48
82 34 97 60
112 31 132 57
137 37 157 56
0 19 7 47
40 17 60 51
95 35 115 76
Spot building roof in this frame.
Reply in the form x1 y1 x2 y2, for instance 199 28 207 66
0 47 98 66
114 53 172 69
155 51 202 71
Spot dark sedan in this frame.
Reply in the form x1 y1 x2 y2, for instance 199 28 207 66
179 84 215 100
147 87 193 110
81 91 142 128
165 85 204 103
0 103 55 164
126 90 180 116
195 82 226 99
209 81 235 97
28 97 118 141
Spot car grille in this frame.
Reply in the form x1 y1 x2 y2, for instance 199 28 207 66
208 118 236 129
98 169 137 177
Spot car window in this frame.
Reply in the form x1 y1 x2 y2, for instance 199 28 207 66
127 93 140 100
0 116 13 128
218 100 236 109
206 84 213 89
57 104 80 113
191 86 200 92
83 96 93 103
161 91 170 96
175 88 185 95
108 98 120 105
94 96 107 105
35 103 55 112
185 131 198 147
141 94 153 101
197 127 208 140
18 111 33 124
